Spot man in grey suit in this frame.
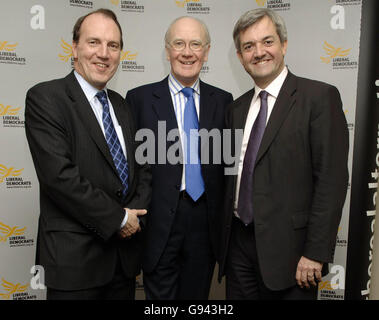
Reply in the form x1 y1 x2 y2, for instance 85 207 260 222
25 8 151 299
220 8 349 300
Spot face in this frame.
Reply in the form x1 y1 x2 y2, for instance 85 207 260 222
237 15 287 88
72 13 121 90
166 17 210 87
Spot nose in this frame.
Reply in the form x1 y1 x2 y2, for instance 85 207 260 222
182 43 193 56
254 42 265 58
97 43 109 59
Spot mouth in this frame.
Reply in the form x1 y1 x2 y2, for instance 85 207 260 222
253 59 271 65
180 60 196 66
94 62 109 69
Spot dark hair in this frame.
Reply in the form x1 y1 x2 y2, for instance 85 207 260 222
72 8 123 49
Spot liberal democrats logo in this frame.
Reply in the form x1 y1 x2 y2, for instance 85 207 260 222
0 222 26 243
0 164 31 189
0 165 23 183
0 278 29 300
69 0 93 9
321 41 357 69
0 221 34 248
114 0 145 13
121 49 144 72
0 278 37 300
0 41 26 65
0 103 24 128
59 38 74 68
255 0 267 6
176 0 210 14
266 0 291 11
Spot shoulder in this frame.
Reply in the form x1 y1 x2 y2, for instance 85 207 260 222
200 81 233 100
126 78 167 97
27 76 67 97
292 73 340 97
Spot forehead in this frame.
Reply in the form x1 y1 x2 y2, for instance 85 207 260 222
169 18 205 40
240 15 279 41
80 13 120 39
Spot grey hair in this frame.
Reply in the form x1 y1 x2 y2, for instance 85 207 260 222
233 8 287 52
164 16 211 47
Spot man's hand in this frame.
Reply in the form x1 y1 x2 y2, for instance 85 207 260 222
295 256 323 289
119 208 147 239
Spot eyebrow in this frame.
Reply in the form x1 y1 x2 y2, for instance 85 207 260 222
242 35 275 45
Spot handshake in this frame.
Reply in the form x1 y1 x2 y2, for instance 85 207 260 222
118 208 147 239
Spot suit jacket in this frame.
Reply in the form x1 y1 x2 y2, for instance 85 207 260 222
25 71 151 291
125 77 233 272
220 71 349 290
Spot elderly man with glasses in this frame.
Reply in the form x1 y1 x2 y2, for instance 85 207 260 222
126 16 233 300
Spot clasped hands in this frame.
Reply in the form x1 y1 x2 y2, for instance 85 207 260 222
118 208 147 239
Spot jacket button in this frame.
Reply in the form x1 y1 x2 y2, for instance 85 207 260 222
116 189 123 198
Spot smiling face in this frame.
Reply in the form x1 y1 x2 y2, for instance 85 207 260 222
72 13 121 90
165 17 210 87
237 15 287 88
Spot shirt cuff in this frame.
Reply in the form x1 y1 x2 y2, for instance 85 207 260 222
120 209 129 229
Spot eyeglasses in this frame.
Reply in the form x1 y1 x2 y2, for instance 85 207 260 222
168 39 208 51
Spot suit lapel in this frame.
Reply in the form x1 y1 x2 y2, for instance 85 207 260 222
151 77 178 133
256 71 297 164
64 72 118 176
199 81 217 131
232 88 255 130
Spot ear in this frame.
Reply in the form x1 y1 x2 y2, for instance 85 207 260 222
165 47 170 61
72 41 78 59
236 50 244 64
281 40 288 56
203 44 210 62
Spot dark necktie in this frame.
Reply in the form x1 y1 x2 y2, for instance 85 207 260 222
96 90 129 197
181 87 205 201
238 90 268 225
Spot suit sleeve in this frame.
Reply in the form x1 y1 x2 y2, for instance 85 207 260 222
124 89 152 227
123 97 152 212
304 85 349 263
25 85 125 241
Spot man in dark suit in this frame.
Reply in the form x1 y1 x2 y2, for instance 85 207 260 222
25 9 151 300
126 16 233 299
220 8 349 300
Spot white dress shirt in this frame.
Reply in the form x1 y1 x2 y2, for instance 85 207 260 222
234 67 288 216
168 73 201 191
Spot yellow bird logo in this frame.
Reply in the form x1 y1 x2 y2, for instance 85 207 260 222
58 38 73 62
175 0 200 8
318 280 335 291
0 164 24 183
120 50 138 61
0 41 18 52
110 0 120 5
0 278 28 300
321 41 351 64
0 222 26 242
256 0 267 6
0 104 21 116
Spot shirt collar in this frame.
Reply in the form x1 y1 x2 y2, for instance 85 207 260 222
74 70 108 102
254 66 288 100
168 73 200 96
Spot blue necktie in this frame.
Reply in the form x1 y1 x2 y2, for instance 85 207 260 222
96 90 129 197
238 90 268 225
182 87 205 201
